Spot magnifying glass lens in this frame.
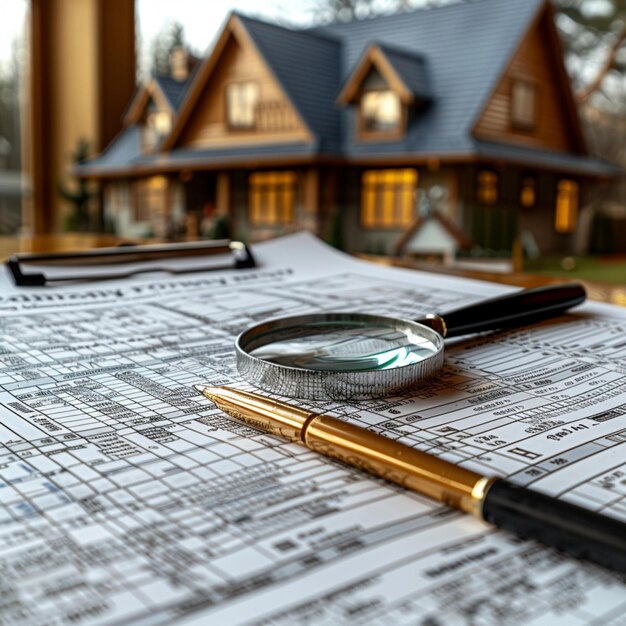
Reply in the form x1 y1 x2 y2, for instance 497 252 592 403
249 322 439 372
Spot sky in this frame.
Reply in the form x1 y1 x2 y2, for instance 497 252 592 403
0 0 27 69
135 0 444 77
136 0 319 75
0 1 616 100
0 0 462 77
0 0 319 75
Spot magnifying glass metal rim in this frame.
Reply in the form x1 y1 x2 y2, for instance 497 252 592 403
235 312 444 400
234 284 587 400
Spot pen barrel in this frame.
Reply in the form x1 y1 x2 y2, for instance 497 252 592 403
304 414 487 515
481 479 626 574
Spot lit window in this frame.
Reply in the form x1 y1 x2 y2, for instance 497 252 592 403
142 105 172 150
143 110 171 151
477 171 498 205
134 176 168 222
361 169 417 229
249 171 296 225
361 91 401 133
149 111 171 136
555 179 579 233
511 81 537 130
227 82 260 129
520 177 536 208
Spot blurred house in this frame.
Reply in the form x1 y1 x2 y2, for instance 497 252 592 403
76 0 620 256
395 209 471 266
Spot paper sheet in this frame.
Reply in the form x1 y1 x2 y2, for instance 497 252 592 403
0 233 624 626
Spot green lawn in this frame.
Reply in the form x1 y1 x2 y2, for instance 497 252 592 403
524 256 626 284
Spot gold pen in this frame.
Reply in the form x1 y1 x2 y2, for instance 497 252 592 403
196 385 626 574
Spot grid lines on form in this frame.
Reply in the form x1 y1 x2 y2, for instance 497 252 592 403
0 270 624 625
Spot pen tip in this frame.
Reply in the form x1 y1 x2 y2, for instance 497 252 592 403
194 384 222 403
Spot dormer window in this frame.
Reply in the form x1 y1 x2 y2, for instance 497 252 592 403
337 44 431 143
227 81 259 129
148 111 171 137
142 110 171 151
361 90 402 133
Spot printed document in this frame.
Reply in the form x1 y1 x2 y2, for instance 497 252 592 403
0 233 624 625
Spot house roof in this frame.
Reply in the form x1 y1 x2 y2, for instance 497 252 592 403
473 140 623 177
377 44 431 102
319 0 546 153
78 0 620 179
395 210 472 256
336 42 431 105
238 15 342 150
153 75 190 111
75 124 320 178
123 73 193 128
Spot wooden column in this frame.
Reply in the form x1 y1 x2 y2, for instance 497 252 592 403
24 0 136 234
302 168 320 233
216 172 231 216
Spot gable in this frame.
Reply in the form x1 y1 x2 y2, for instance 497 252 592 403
123 81 173 128
473 8 584 154
337 44 423 106
122 81 175 153
172 23 312 150
406 220 459 253
363 67 388 91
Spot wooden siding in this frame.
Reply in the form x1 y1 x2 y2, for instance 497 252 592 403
178 34 310 149
474 13 579 153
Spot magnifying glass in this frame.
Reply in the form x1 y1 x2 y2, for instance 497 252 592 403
235 283 586 400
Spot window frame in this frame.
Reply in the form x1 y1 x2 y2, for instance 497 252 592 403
554 178 579 234
476 170 499 206
141 108 172 152
225 81 260 131
510 79 538 132
360 168 417 230
248 171 296 226
357 88 406 142
133 176 169 223
520 175 537 208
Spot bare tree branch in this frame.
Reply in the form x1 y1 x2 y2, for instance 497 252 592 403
576 25 626 104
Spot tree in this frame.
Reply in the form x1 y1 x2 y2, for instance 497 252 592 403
150 21 187 77
310 0 458 23
58 139 97 231
313 0 377 21
0 38 23 170
553 0 626 107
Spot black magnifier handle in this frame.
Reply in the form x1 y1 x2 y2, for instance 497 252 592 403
418 283 586 339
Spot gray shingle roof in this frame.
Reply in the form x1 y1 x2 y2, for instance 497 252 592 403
375 44 431 102
154 75 190 111
237 15 342 151
78 0 620 178
473 140 623 177
76 125 318 177
316 0 544 152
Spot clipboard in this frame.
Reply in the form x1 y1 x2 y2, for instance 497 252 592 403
7 239 256 286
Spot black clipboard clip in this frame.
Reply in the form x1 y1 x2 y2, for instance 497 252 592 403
7 239 256 286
